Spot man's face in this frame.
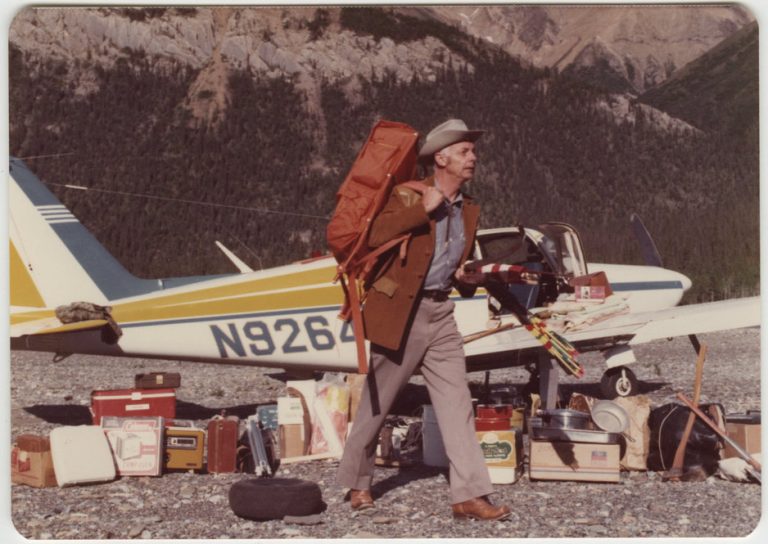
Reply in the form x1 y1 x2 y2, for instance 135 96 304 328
438 141 478 183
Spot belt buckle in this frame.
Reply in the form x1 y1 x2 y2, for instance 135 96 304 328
424 289 449 302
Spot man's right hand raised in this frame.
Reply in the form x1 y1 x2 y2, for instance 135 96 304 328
422 186 445 213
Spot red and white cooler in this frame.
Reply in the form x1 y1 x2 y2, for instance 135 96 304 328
90 388 176 424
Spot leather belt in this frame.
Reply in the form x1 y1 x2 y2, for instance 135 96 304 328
421 289 451 302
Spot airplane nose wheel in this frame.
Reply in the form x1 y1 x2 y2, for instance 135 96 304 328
600 366 638 399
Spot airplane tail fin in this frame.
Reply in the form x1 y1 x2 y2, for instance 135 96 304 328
9 157 155 309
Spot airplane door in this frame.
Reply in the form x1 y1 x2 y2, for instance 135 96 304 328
535 222 589 279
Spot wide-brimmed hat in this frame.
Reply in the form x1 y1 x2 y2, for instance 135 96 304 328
418 119 485 160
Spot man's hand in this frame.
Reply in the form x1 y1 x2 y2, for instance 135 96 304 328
520 270 540 285
422 186 444 213
455 264 484 285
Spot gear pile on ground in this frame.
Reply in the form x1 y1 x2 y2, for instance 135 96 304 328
9 329 761 540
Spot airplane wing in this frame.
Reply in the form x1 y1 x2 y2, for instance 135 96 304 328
463 296 761 359
625 296 761 345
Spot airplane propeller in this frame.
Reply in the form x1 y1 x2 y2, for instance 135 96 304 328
630 213 663 268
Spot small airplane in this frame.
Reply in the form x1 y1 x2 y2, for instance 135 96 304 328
9 157 760 401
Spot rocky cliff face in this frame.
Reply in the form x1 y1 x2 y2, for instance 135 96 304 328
425 4 754 93
9 4 747 132
11 5 754 93
13 13 460 86
10 6 473 126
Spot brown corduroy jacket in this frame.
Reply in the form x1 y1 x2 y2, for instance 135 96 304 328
361 176 480 351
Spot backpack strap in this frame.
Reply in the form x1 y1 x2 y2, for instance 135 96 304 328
338 180 428 375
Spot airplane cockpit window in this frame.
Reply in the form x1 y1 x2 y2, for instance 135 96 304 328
477 231 528 264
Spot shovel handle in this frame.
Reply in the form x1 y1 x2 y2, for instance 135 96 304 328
676 392 762 473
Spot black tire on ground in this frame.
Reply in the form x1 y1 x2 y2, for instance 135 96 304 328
600 366 638 399
228 478 325 521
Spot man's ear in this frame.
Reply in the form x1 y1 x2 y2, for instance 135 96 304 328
434 152 448 168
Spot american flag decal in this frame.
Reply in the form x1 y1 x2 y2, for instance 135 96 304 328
592 450 608 463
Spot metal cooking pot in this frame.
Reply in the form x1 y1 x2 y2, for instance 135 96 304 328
538 409 595 430
590 401 629 433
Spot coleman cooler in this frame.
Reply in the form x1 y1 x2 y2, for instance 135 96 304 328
91 388 176 424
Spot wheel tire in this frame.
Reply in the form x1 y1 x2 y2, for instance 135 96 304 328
228 478 325 521
600 367 638 399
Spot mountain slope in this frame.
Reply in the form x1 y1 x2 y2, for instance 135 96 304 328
638 21 758 136
424 4 754 93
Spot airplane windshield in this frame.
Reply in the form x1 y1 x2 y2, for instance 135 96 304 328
536 223 588 279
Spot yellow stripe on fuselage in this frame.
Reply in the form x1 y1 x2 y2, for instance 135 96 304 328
9 242 46 308
110 263 342 323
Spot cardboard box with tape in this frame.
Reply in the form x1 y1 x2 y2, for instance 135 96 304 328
11 435 57 488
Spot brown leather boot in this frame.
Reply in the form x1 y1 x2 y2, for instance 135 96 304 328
348 489 374 510
452 497 511 521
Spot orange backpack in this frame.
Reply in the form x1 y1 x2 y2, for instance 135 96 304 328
327 120 425 373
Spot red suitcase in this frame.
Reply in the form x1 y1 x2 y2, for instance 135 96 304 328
207 416 239 473
90 388 176 425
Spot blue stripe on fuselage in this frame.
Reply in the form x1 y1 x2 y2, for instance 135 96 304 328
610 281 683 291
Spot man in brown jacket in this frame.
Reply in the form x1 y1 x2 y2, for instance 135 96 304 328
336 119 511 521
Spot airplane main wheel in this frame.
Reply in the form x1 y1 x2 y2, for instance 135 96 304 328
600 367 638 399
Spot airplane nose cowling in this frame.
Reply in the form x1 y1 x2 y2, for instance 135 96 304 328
678 272 692 292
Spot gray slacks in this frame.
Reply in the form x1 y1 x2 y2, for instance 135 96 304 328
336 297 493 504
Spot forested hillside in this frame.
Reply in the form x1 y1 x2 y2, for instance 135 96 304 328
8 8 759 303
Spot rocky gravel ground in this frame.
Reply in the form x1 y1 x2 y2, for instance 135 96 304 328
6 328 763 541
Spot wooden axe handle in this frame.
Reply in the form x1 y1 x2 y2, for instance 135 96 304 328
669 343 707 474
676 392 762 473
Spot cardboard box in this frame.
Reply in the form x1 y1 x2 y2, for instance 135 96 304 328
11 435 57 488
529 440 620 483
101 416 164 476
723 416 761 459
571 271 613 301
279 424 307 458
278 396 309 458
91 388 176 424
477 429 523 484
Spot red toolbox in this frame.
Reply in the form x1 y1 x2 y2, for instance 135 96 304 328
207 416 239 473
90 388 176 425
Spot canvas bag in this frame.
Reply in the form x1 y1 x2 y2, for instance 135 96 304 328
326 120 425 373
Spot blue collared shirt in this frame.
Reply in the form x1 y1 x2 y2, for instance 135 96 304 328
423 192 465 291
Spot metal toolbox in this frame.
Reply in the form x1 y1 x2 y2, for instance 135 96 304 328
135 372 181 389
